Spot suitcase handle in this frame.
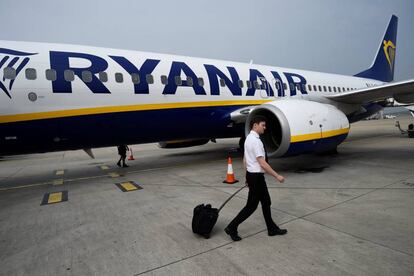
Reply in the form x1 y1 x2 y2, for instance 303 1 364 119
218 184 247 212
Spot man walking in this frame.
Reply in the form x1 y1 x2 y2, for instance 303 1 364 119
117 144 129 167
225 115 287 241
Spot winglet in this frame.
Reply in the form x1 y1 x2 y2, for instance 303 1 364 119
354 15 398 82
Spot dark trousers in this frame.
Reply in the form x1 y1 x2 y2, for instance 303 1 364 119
227 172 279 232
118 154 126 165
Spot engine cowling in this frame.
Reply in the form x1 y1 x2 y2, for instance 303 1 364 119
245 100 350 157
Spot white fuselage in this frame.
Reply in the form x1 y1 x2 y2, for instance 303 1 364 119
0 40 383 155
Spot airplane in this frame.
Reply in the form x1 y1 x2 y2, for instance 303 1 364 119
0 15 413 158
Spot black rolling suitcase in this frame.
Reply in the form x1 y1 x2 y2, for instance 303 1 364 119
192 185 246 238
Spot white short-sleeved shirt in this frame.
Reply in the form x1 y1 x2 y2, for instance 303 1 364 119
244 130 265 173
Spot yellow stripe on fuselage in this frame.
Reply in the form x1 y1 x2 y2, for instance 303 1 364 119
0 100 271 124
290 128 349 143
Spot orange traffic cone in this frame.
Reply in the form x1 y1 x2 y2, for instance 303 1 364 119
128 148 135 160
223 157 239 184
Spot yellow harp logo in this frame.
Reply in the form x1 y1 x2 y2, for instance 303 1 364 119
383 40 396 70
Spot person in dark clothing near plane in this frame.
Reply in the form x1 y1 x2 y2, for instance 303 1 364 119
117 144 129 167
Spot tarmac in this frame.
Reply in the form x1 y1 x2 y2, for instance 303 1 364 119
0 114 413 276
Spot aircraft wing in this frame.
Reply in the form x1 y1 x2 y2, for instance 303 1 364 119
325 79 414 104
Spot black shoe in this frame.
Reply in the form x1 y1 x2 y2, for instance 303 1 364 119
224 227 242 241
122 164 129 167
268 228 287 236
117 162 121 167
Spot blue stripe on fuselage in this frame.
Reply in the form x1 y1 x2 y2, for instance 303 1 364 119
0 105 246 155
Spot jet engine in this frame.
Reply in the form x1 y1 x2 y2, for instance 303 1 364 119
246 100 350 157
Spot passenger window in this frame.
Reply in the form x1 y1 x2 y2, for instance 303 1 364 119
301 84 306 91
160 75 168 85
254 81 260 89
186 76 193 86
198 77 204 87
64 70 75 81
283 83 287 90
318 85 322 91
45 69 57 81
115 73 123 83
296 83 301 90
25 68 37 80
328 86 331 92
175 76 182 85
289 83 294 90
131 73 140 84
275 82 281 90
333 87 336 92
4 67 16 79
238 80 244 88
313 85 317 91
337 87 341 92
220 79 225 87
246 80 252 89
82 71 92 83
323 86 327 92
146 74 154 84
99 72 108 82
307 84 312 91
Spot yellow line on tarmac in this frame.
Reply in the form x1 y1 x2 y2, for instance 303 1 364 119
53 179 64 185
55 170 65 176
0 182 51 191
0 159 222 192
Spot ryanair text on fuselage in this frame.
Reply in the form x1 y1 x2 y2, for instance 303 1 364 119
49 51 308 97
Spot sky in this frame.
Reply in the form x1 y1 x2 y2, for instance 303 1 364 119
1 0 413 81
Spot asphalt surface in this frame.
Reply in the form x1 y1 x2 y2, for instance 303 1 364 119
0 114 413 276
